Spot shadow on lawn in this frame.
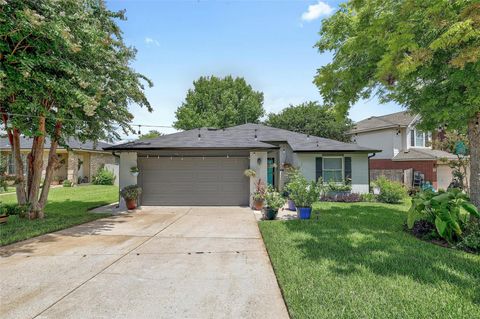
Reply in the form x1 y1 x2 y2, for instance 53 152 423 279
0 201 132 257
284 203 480 304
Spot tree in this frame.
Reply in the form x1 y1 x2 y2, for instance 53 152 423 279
265 101 353 142
173 75 264 130
0 0 152 218
139 130 163 140
314 0 480 207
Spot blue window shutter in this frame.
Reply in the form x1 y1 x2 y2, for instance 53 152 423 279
315 157 323 182
344 157 352 181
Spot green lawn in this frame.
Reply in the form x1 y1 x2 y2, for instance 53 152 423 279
0 185 118 246
259 202 480 319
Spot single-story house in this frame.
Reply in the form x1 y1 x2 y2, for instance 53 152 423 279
0 137 118 185
349 111 468 190
106 123 379 207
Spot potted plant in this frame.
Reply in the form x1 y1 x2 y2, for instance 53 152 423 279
244 169 257 178
262 187 285 220
130 166 140 177
286 173 320 219
251 179 266 210
120 184 142 210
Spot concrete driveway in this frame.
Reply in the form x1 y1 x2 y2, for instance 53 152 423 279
0 207 289 319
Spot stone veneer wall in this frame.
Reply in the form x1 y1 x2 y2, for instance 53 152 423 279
90 153 117 178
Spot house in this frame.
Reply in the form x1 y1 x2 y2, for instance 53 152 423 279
350 111 465 190
0 137 118 185
106 123 379 207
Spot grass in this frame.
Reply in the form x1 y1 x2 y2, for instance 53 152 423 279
0 185 118 246
0 186 16 194
259 202 480 319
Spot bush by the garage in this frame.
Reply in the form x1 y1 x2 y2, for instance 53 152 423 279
92 167 116 185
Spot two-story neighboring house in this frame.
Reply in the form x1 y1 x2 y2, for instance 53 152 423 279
350 111 464 190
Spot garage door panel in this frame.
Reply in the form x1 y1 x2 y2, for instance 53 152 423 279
138 157 249 206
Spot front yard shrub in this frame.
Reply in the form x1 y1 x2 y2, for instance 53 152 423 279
360 193 377 202
286 172 320 208
63 180 73 187
456 221 480 253
373 176 407 204
0 203 31 218
92 167 116 185
407 189 480 243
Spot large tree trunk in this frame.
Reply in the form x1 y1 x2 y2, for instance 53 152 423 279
468 112 480 209
39 122 62 212
27 116 46 219
12 128 27 205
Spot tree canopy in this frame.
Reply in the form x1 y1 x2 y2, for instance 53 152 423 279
173 75 265 130
265 101 352 142
139 130 163 140
0 0 152 217
314 0 480 207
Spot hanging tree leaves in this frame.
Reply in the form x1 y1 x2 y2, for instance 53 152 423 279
0 0 153 218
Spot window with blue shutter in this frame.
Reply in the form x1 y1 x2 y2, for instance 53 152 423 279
344 157 352 183
315 157 323 182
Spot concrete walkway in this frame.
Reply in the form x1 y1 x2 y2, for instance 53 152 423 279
0 207 289 319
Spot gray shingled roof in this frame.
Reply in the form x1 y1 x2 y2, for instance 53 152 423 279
393 148 458 161
106 123 379 153
0 136 112 152
351 111 417 134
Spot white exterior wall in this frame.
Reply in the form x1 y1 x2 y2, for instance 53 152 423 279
119 152 137 208
353 128 400 159
249 151 267 207
293 152 370 194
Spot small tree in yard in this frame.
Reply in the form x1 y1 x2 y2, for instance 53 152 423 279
314 0 480 208
0 0 152 218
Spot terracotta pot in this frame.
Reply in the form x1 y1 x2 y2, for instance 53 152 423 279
0 214 8 224
253 199 264 210
125 198 137 210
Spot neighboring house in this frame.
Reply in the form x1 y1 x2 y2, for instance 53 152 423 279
350 111 466 190
106 123 379 207
0 137 118 185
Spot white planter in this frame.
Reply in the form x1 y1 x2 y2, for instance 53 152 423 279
131 172 139 177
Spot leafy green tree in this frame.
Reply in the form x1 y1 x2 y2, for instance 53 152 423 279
265 101 352 142
139 130 163 140
0 0 152 218
174 75 264 129
314 0 480 207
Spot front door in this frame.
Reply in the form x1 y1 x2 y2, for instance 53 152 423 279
267 158 275 187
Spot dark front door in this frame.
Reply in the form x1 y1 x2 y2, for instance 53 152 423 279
267 158 275 187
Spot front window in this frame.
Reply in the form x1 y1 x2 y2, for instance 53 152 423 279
323 157 343 183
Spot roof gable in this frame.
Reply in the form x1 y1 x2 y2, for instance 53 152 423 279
351 111 417 134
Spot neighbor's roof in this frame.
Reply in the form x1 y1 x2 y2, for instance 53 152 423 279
0 136 112 152
392 148 459 161
350 111 417 134
106 123 379 153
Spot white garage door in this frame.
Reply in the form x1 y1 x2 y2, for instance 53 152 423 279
138 157 250 206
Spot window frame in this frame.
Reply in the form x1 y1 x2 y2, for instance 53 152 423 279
410 129 432 148
322 156 344 184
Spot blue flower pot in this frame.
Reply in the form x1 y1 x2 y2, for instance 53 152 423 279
297 207 312 219
287 199 296 211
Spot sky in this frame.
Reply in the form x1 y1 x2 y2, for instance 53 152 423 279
106 0 403 139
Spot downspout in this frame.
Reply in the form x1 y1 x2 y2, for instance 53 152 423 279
368 153 376 193
111 151 121 208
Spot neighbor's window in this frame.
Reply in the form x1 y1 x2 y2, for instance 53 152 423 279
411 130 431 147
323 157 343 183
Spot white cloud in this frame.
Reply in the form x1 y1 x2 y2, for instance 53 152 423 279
144 37 160 47
301 1 334 22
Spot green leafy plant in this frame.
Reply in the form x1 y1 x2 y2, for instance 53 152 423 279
130 167 139 173
62 180 73 188
264 186 286 211
360 193 377 202
0 203 31 218
120 185 142 201
326 181 352 193
408 189 480 243
456 220 480 253
373 176 407 204
286 173 320 208
92 168 116 185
